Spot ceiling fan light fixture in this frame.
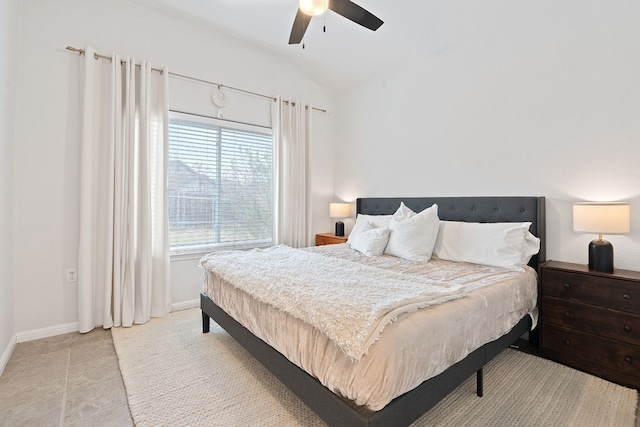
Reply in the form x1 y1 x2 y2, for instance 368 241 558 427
299 0 328 16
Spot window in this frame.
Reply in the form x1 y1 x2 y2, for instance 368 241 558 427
168 111 273 255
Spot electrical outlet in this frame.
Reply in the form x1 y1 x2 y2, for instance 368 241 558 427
67 268 78 283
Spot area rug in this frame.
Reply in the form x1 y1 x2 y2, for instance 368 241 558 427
112 308 638 426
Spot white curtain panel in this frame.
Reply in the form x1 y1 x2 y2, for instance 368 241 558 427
271 97 312 248
78 46 170 333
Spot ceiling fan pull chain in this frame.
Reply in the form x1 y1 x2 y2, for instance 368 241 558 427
323 5 326 33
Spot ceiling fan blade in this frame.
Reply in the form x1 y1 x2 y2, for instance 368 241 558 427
289 9 312 44
328 0 383 31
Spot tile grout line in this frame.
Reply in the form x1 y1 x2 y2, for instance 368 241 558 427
58 344 71 427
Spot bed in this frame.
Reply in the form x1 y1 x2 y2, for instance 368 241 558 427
200 196 546 426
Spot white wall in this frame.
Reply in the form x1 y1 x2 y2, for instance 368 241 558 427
334 1 640 271
13 0 335 333
0 0 20 367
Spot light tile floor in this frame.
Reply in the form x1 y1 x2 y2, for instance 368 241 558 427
0 329 133 427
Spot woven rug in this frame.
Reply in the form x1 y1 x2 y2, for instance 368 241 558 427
112 308 638 427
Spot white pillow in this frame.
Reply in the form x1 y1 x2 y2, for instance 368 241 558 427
432 221 540 271
350 222 390 256
347 214 392 249
384 204 440 262
393 201 415 220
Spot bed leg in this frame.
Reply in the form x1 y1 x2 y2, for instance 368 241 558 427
476 368 484 397
202 310 210 333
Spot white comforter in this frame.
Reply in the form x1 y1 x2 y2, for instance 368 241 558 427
201 244 537 411
200 245 464 361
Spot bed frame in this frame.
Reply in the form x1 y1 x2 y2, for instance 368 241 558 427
201 196 546 427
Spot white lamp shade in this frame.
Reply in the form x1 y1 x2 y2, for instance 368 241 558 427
329 203 351 218
573 202 630 234
299 0 329 16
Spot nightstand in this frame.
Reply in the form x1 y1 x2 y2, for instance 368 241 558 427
315 233 348 246
540 260 640 389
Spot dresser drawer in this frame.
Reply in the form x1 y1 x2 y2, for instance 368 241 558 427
541 296 640 346
541 268 639 313
542 323 640 389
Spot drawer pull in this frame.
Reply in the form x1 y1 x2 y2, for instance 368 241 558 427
564 339 571 346
564 311 571 317
623 293 631 300
625 356 632 364
624 325 631 332
563 283 571 289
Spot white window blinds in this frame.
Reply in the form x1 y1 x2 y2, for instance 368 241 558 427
168 111 273 254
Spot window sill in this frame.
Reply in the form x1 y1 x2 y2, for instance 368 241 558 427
170 251 210 262
170 241 273 261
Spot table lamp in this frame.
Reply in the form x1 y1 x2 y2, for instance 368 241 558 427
573 202 630 273
329 203 351 237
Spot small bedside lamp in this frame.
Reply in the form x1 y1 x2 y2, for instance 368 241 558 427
573 202 630 273
329 203 351 237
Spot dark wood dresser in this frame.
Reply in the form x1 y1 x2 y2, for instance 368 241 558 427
540 260 640 389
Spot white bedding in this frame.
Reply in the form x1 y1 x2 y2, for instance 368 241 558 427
200 245 465 361
202 244 538 411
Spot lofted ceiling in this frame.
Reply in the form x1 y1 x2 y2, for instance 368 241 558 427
127 0 552 92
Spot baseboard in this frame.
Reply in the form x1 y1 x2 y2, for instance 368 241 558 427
15 322 79 343
13 300 198 344
171 298 199 312
0 334 17 376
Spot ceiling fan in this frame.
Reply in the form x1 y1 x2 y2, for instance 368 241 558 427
289 0 383 45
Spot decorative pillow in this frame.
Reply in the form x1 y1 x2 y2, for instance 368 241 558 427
432 221 541 271
384 203 440 262
350 222 391 256
347 214 392 250
393 201 415 220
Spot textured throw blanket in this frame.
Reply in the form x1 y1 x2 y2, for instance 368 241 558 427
200 245 464 361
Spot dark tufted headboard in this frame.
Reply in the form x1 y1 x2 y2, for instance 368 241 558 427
356 196 546 269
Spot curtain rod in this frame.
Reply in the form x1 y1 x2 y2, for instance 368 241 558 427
65 46 327 113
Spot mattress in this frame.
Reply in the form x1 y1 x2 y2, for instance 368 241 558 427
202 243 538 411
